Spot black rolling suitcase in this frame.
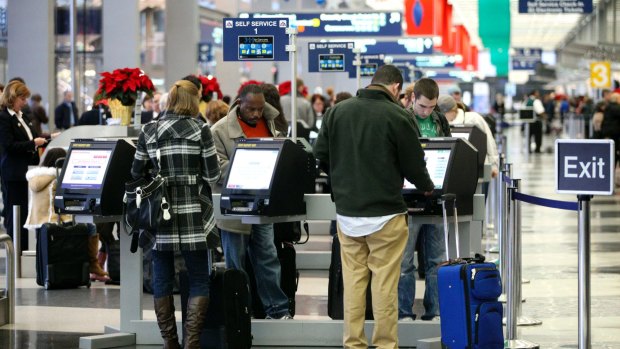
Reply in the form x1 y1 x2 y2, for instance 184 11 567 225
36 223 91 289
327 234 373 320
180 252 252 349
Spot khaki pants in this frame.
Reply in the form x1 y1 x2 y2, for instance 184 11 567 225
338 214 409 349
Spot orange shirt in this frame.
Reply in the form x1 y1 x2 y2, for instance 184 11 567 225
238 117 271 138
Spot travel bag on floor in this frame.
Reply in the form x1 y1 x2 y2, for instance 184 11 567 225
36 223 91 289
437 194 503 349
180 251 252 349
327 233 373 320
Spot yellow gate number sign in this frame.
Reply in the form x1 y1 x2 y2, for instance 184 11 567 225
590 61 611 88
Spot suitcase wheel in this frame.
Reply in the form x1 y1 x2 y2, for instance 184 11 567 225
44 281 51 290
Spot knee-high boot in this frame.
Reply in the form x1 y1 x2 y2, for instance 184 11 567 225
88 234 109 281
184 296 209 349
154 295 181 349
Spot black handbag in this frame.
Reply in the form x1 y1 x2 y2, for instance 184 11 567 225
123 120 173 237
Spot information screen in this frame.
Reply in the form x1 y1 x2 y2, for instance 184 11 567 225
404 149 451 190
519 108 535 120
360 63 378 77
451 132 470 139
61 149 113 190
319 54 345 71
238 36 274 60
226 149 280 190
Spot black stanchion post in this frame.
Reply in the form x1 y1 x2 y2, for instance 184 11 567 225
577 194 592 349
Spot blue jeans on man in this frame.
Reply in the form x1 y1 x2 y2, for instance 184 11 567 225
221 224 290 318
398 221 445 320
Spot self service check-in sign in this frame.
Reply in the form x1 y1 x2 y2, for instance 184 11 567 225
223 18 289 61
556 139 615 195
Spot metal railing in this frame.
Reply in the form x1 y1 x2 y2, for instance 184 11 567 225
0 233 15 324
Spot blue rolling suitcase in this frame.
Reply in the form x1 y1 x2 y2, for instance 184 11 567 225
437 194 503 349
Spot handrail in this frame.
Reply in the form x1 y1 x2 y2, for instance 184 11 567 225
0 233 15 324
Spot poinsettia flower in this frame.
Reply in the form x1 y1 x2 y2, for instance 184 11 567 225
94 67 156 106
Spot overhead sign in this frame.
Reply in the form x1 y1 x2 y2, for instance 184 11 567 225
590 61 611 89
519 0 593 14
222 17 289 61
556 139 615 195
512 48 542 70
414 55 458 68
239 12 402 37
197 42 213 63
361 38 434 55
348 55 385 78
308 42 355 73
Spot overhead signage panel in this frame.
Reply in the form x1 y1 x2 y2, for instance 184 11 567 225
308 42 355 73
361 38 434 55
511 48 542 71
518 0 593 14
222 17 289 61
239 12 402 37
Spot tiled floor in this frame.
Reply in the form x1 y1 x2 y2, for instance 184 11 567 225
0 124 619 348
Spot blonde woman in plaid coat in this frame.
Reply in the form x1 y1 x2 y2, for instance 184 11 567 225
131 79 220 349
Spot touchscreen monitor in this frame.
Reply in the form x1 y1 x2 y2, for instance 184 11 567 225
238 36 274 60
360 63 378 77
226 149 280 190
319 54 345 72
403 149 451 190
451 132 470 139
61 149 113 190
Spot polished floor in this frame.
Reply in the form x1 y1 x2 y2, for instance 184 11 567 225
0 123 619 348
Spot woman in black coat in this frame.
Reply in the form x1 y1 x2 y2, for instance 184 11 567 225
0 80 47 250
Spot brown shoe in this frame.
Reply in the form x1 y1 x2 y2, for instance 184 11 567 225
184 296 208 349
154 295 181 349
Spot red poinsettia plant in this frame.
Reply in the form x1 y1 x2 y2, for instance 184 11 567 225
197 75 223 103
95 67 156 106
237 80 264 97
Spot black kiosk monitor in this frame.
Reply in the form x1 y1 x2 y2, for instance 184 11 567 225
402 137 478 216
449 124 487 178
54 139 136 216
220 138 314 217
519 107 535 121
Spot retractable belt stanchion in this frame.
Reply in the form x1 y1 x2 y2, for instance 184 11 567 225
487 154 505 254
499 163 512 296
524 122 530 161
577 194 593 349
286 28 298 142
12 206 21 279
512 179 541 326
505 183 539 349
0 233 15 324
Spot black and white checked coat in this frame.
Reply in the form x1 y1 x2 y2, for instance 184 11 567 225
131 114 221 251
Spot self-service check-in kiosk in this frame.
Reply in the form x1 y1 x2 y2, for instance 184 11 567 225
220 138 314 217
450 125 487 178
402 137 478 216
54 139 136 215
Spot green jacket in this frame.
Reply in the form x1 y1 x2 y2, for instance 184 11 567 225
314 85 434 217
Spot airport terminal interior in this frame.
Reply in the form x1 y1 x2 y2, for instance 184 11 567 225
1 0 620 348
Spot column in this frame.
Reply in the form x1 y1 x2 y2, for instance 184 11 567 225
7 0 54 113
164 0 199 88
102 0 140 72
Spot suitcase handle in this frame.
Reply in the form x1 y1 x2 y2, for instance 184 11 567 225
439 193 459 261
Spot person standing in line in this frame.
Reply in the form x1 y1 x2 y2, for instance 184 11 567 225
525 90 546 153
131 80 221 349
54 90 78 130
210 84 293 320
30 94 49 136
314 65 434 349
399 78 451 322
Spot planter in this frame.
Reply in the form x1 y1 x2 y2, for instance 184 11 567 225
108 98 134 126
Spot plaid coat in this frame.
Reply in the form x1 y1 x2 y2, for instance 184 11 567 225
131 114 220 251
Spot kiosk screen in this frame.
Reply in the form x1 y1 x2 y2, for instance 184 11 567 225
61 149 113 190
238 36 274 60
360 63 378 76
319 54 345 71
403 149 451 189
451 132 469 139
519 108 535 120
226 149 279 190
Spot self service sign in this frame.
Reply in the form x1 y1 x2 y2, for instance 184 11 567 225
223 17 289 61
308 42 355 73
556 139 615 195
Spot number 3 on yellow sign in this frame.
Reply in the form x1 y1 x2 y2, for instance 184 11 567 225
590 61 611 89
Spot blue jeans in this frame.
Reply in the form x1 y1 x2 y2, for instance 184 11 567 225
221 224 290 318
152 249 210 298
398 221 445 319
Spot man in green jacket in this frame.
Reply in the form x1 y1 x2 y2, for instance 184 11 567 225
399 78 451 322
314 65 434 349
